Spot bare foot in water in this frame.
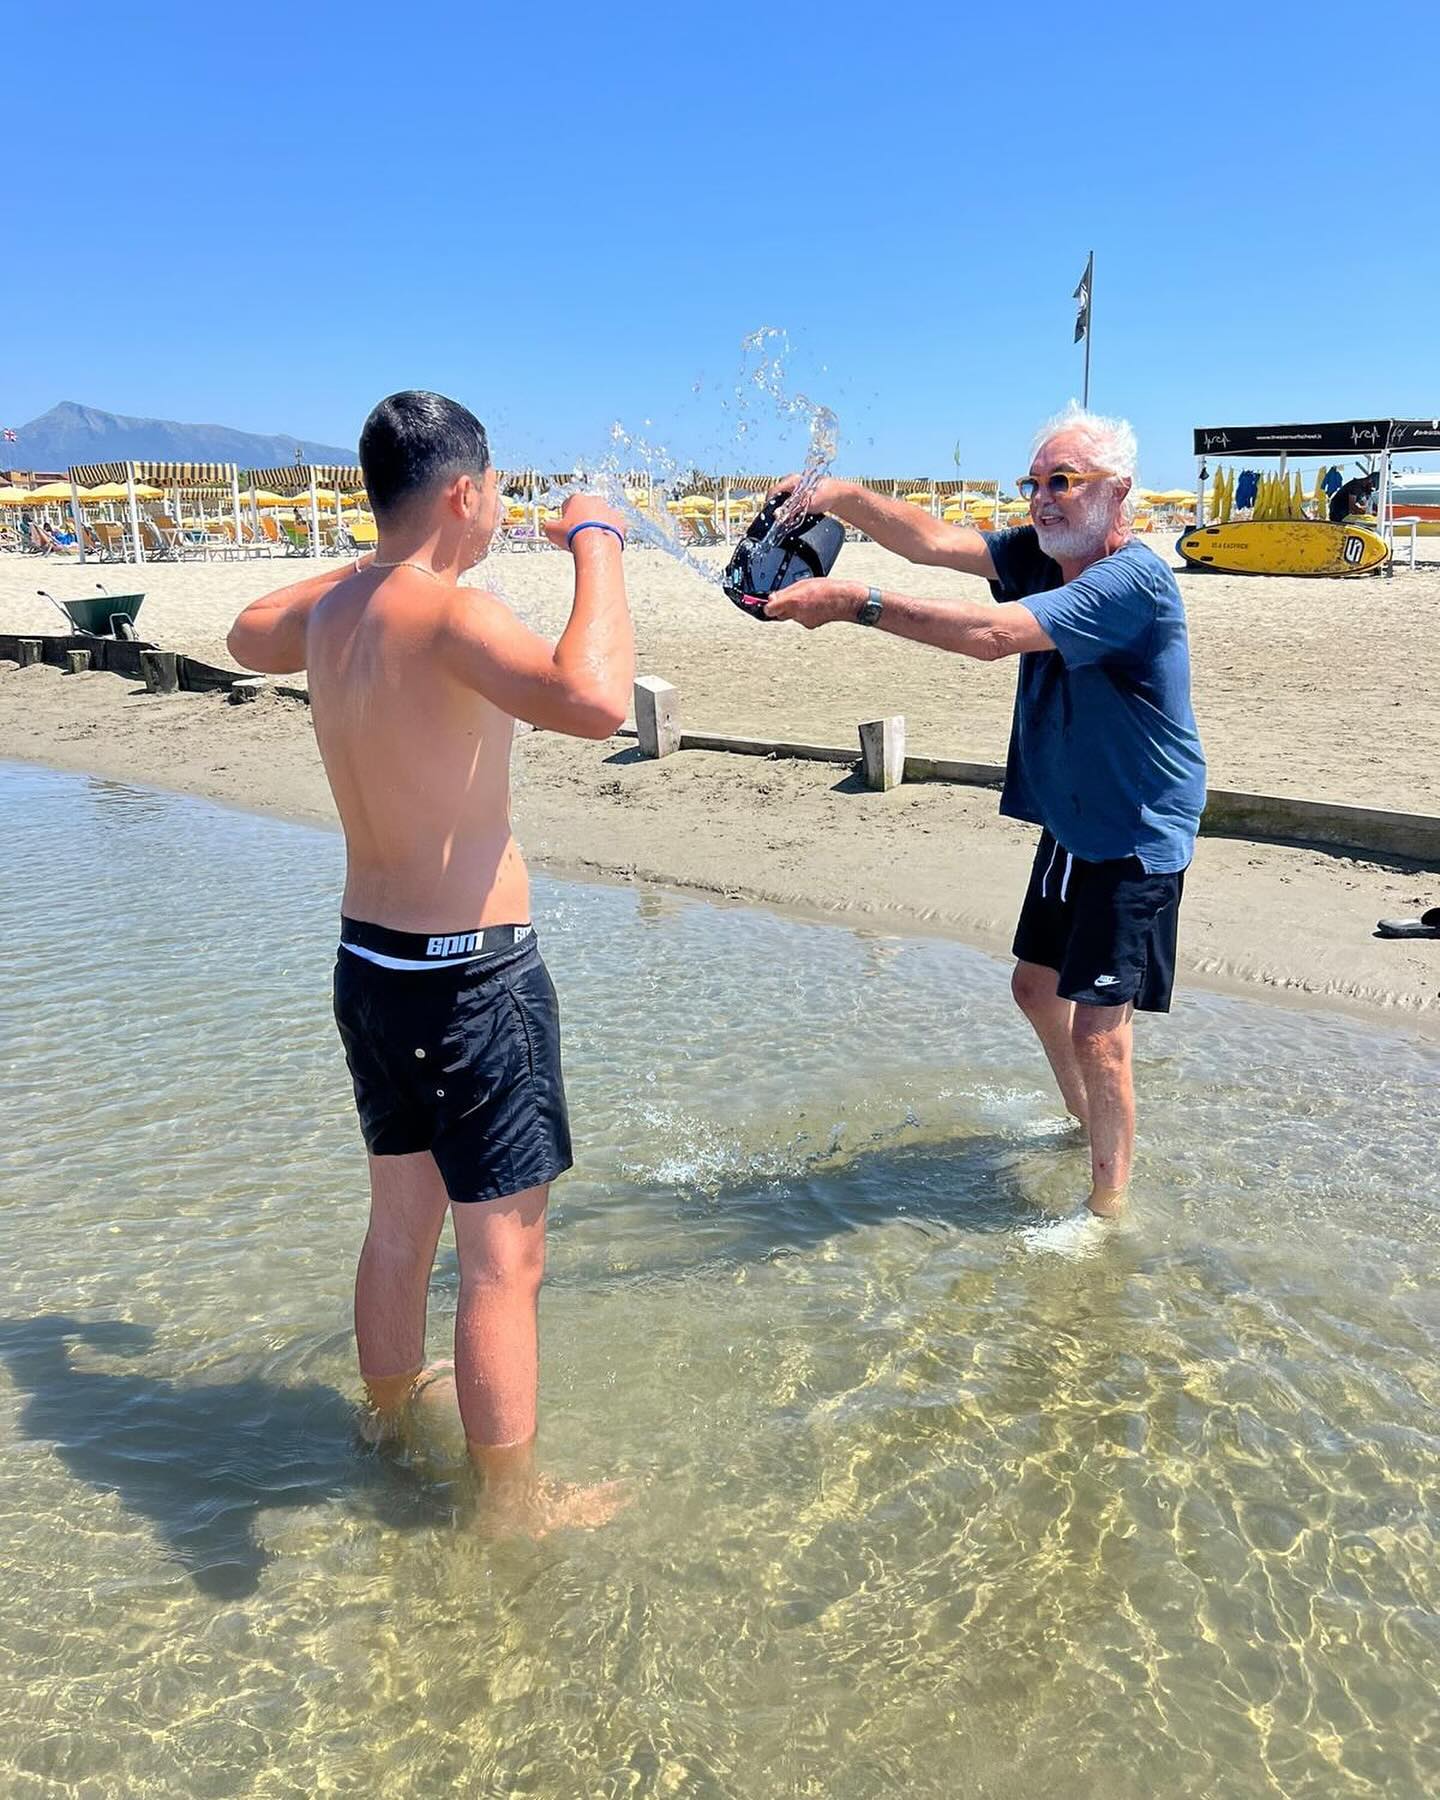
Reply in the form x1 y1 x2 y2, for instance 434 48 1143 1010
358 1359 456 1448
474 1476 631 1539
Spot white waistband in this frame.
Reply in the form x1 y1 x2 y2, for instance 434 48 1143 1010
340 925 532 973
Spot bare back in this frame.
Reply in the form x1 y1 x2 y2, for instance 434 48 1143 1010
306 568 529 930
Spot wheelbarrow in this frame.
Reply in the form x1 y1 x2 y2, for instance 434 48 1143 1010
37 584 146 639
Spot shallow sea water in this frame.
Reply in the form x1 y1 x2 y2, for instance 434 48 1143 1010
2 760 1437 1799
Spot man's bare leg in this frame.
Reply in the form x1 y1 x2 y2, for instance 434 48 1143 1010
355 1150 451 1436
1071 1002 1135 1216
1011 960 1090 1128
450 1183 624 1534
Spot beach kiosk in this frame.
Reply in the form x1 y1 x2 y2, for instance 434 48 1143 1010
1188 418 1440 576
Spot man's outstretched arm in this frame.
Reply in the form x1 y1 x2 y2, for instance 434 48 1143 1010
769 474 998 581
763 576 1052 661
226 557 367 673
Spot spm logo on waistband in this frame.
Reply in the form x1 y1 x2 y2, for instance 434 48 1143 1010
426 932 483 957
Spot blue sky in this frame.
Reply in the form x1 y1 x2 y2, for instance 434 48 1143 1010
6 1 1438 487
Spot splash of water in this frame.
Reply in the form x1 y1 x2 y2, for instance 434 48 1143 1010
525 328 841 584
735 327 839 547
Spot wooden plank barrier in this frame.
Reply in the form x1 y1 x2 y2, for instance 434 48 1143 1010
3 637 1437 866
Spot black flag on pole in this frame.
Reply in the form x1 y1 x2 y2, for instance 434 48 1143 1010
1072 258 1091 344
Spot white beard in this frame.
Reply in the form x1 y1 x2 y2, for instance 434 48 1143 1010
1033 490 1118 562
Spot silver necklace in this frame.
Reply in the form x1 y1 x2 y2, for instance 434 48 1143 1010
370 558 444 579
358 558 446 579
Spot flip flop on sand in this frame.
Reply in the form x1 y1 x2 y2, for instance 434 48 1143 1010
1375 907 1440 940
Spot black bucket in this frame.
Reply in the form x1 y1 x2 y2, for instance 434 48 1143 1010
722 494 845 621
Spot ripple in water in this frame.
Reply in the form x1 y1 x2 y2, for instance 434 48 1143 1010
1 762 1438 1798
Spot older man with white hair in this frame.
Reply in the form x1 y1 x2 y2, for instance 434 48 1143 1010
766 407 1207 1247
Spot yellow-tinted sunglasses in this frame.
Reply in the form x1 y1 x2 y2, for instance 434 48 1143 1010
1016 470 1113 501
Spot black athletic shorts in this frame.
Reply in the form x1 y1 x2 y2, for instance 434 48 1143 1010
1012 830 1186 1013
332 920 573 1204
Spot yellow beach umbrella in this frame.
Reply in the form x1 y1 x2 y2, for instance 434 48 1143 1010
1153 489 1197 504
81 480 163 501
0 485 34 504
245 488 290 506
301 487 365 509
21 481 89 503
84 480 161 502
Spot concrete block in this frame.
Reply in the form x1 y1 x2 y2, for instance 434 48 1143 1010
635 676 680 759
859 717 906 791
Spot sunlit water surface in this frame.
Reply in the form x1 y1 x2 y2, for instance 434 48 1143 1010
2 762 1437 1798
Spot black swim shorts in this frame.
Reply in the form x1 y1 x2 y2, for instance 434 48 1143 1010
332 920 573 1203
1012 830 1186 1013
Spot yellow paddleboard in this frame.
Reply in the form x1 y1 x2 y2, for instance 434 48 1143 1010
1176 520 1390 577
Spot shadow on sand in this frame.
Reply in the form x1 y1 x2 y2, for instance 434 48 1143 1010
545 1125 1074 1292
0 1315 445 1599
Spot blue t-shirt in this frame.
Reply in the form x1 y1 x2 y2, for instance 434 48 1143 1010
983 528 1206 873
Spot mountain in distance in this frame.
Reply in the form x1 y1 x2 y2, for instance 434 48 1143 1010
11 401 355 471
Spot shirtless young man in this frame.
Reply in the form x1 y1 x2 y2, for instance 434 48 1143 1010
227 391 633 1528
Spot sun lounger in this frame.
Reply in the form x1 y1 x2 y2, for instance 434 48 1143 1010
90 521 130 561
141 519 179 561
153 515 207 561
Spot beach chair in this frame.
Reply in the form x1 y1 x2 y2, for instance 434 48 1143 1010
153 514 206 560
256 514 285 553
90 521 130 561
281 517 311 556
210 519 252 560
140 519 179 561
680 514 723 547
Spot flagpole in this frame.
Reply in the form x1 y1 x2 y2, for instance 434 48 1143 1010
1082 250 1093 408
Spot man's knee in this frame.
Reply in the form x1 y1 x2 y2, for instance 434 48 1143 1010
1071 1008 1132 1074
1011 960 1059 1017
361 1223 435 1274
459 1234 546 1302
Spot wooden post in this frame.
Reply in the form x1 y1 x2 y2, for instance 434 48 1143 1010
17 639 44 667
140 649 179 695
634 675 680 758
227 676 267 704
65 649 92 674
859 716 906 791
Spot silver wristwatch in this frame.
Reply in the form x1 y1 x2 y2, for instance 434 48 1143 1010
856 586 883 626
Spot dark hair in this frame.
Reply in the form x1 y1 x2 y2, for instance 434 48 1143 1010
358 390 490 517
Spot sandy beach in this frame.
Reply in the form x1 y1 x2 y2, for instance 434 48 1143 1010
4 538 1438 1035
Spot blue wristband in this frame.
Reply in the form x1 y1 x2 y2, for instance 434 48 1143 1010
566 520 626 551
